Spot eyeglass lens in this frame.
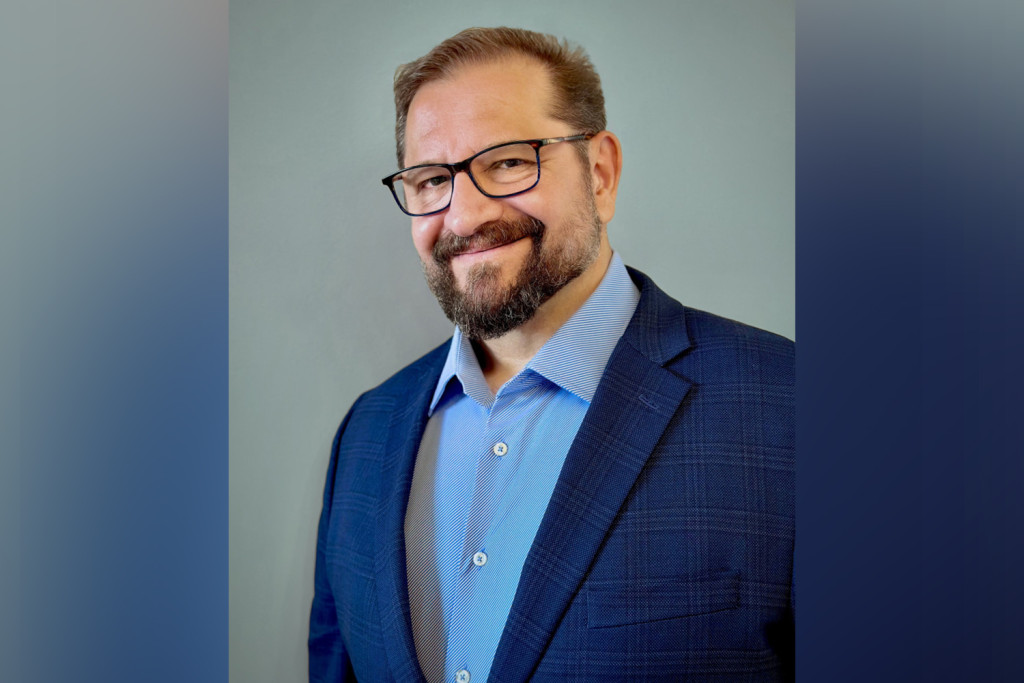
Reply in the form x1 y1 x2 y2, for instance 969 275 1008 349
392 142 540 215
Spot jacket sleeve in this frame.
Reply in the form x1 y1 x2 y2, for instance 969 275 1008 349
308 403 359 682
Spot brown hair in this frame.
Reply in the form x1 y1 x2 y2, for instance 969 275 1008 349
392 26 606 167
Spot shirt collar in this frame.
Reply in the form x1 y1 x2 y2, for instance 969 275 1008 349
428 252 640 415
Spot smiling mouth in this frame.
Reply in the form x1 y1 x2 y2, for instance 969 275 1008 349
452 236 529 259
433 217 545 265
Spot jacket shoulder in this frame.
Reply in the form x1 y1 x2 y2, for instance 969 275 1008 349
331 339 449 440
359 338 451 401
325 339 449 482
625 266 793 379
675 306 795 390
684 306 794 359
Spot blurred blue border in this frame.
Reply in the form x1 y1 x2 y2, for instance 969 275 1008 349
796 1 1024 680
16 2 228 681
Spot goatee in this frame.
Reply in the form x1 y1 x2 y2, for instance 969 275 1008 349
423 213 599 340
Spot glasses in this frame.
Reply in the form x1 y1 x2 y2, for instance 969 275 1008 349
381 134 594 216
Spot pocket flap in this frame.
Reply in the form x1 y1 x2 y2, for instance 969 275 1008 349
587 570 741 628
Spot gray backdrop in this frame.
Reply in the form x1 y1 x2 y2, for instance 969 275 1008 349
230 1 793 681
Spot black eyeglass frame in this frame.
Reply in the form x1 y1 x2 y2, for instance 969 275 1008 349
381 133 595 217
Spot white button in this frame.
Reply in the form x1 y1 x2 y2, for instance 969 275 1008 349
472 551 488 567
455 669 471 683
492 442 508 456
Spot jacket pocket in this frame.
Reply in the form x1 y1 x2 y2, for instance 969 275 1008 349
587 569 740 628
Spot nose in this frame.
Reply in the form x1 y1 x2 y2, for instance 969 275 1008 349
443 170 504 237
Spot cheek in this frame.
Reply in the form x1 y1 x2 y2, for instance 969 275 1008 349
411 217 442 262
501 196 549 228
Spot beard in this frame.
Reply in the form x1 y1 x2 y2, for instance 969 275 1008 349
423 202 603 341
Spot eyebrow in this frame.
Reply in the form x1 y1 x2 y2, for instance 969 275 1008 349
405 137 540 169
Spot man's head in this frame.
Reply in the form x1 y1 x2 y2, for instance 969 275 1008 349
389 28 622 340
392 27 606 169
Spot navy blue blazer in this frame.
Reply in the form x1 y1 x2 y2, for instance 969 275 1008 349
310 268 795 682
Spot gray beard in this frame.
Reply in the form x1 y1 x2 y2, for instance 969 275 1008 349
424 213 600 340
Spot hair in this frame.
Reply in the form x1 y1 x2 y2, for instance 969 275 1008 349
392 26 606 167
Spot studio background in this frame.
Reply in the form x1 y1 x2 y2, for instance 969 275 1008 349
230 1 793 681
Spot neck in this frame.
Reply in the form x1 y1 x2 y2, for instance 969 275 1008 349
474 246 613 393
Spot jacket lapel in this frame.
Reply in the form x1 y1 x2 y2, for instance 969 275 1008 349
488 270 693 682
374 345 449 682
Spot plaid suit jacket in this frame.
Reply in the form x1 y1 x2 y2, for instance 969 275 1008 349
310 268 795 682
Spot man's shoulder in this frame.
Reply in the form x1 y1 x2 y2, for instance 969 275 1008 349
360 338 451 402
683 306 795 358
679 306 795 387
331 338 450 444
626 266 794 380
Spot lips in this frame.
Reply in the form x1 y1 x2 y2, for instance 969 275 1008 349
452 237 525 258
433 217 545 264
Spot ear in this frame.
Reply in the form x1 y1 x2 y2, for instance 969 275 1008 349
588 131 623 225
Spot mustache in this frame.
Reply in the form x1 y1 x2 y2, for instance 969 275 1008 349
432 217 545 264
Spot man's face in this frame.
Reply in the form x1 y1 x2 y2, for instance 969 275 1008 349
403 57 605 340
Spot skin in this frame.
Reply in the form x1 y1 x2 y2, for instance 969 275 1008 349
404 56 623 392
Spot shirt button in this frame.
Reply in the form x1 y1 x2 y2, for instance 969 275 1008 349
455 669 471 683
492 442 508 456
472 551 488 567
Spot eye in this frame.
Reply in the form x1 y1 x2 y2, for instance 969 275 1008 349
402 168 451 195
493 157 528 170
418 174 450 190
487 152 539 173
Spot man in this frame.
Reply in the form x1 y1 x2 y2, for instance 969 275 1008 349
310 27 794 682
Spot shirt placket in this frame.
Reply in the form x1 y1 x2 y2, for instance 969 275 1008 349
446 388 524 682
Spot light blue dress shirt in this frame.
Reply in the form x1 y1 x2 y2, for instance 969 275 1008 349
404 253 640 683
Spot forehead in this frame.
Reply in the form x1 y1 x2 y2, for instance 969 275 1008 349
404 57 563 165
